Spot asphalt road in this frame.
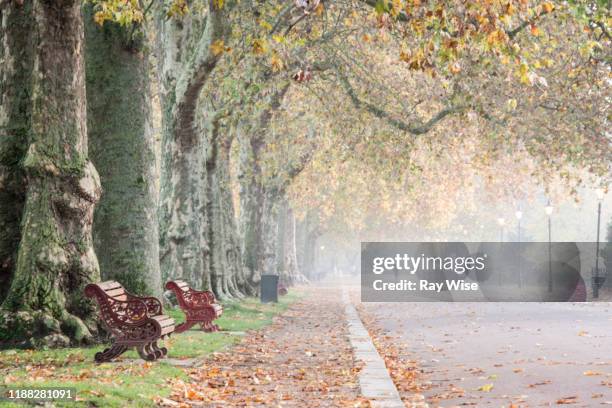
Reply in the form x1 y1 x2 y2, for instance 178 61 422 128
363 302 612 407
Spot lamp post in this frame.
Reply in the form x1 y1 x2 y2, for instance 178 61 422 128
515 210 523 242
545 202 554 293
497 217 506 242
515 210 523 288
594 188 605 298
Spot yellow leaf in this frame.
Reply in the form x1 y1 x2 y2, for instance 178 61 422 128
314 2 324 15
507 98 517 111
477 383 494 392
518 62 531 84
211 40 226 56
270 53 284 72
542 2 554 13
252 38 268 55
259 20 272 31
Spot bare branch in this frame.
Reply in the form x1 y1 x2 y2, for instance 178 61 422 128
336 70 466 135
507 9 552 39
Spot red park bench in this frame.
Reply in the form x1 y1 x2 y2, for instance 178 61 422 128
165 280 223 333
84 281 174 363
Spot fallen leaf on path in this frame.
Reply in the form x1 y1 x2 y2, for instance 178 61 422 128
528 380 551 387
556 395 578 404
477 383 494 392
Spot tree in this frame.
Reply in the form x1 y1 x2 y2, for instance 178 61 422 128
0 0 32 303
0 0 101 347
156 0 230 292
85 9 162 297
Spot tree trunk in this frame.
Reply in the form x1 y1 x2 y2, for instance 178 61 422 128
237 122 265 292
261 189 280 276
0 0 101 347
297 212 318 280
276 199 287 280
304 233 318 280
0 0 32 303
236 85 290 289
276 201 306 286
85 13 162 297
156 0 226 290
206 123 245 299
295 217 307 275
284 206 305 285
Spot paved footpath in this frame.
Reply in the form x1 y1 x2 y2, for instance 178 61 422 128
161 286 382 407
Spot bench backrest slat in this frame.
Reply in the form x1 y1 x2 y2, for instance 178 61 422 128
85 281 147 329
98 281 123 290
174 280 190 291
105 287 127 298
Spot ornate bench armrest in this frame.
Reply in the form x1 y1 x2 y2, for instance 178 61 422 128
187 290 215 307
102 298 151 327
126 293 163 316
190 289 216 303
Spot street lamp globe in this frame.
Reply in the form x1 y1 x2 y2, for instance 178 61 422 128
515 210 523 220
545 204 553 216
596 188 605 201
497 217 505 226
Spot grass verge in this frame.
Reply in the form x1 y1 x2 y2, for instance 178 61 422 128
0 291 301 407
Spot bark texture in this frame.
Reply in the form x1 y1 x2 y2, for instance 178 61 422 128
237 121 266 289
0 0 32 303
261 189 281 276
85 13 162 297
236 85 289 286
157 0 226 291
282 206 303 285
205 118 244 298
0 0 101 347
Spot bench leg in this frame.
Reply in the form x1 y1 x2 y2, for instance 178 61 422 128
95 344 127 363
151 341 167 358
200 320 219 332
175 320 196 333
137 342 158 361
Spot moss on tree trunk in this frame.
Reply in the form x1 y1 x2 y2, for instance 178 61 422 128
0 1 33 303
85 11 162 297
0 0 101 348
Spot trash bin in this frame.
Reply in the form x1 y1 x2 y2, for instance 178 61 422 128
260 274 279 303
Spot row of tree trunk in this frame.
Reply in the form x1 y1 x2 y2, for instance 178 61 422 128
0 0 317 347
